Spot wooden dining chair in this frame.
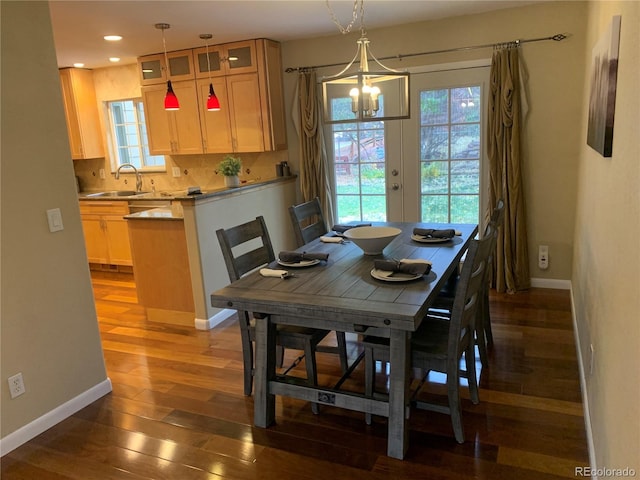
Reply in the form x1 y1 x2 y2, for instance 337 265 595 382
288 197 328 247
429 199 503 366
288 198 350 374
362 228 493 443
216 216 332 412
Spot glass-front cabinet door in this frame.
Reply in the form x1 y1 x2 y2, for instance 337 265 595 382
138 49 195 86
194 40 257 78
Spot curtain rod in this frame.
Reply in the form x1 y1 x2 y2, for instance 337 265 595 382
284 33 568 73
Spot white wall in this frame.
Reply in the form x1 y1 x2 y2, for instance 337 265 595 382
1 1 109 450
572 0 640 471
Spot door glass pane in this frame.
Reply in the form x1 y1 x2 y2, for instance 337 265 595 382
331 104 387 222
420 85 481 223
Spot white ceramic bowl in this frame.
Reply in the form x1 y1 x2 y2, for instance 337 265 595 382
343 226 402 255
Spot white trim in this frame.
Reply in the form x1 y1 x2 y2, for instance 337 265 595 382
570 287 597 473
530 277 572 290
0 378 112 456
194 309 235 330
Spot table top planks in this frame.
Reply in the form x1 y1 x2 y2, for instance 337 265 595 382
211 222 478 333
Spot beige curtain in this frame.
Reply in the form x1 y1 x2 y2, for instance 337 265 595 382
487 45 530 293
292 70 335 226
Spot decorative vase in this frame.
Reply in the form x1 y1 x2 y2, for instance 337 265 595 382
224 175 240 187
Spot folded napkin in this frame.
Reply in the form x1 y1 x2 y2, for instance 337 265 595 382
374 258 432 276
412 228 457 239
259 268 290 278
278 251 329 263
332 223 372 233
320 236 343 243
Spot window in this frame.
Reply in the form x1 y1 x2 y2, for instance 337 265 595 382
419 86 481 223
107 99 164 170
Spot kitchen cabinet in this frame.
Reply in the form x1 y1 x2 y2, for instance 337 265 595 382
138 49 195 86
196 39 287 153
139 38 286 154
193 40 257 78
79 201 132 266
59 68 104 160
141 81 204 155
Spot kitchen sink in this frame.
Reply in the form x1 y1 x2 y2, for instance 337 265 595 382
86 190 150 197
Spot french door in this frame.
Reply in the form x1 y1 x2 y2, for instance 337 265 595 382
328 62 490 224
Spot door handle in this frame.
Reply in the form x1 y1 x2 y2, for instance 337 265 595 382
391 183 401 191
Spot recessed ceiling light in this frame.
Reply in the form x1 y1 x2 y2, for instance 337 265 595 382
109 57 121 63
104 35 122 41
73 63 85 68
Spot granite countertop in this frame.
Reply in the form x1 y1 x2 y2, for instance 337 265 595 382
124 207 183 220
78 176 295 201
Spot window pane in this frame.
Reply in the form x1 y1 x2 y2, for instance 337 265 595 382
420 89 448 125
421 195 449 222
421 161 449 194
451 86 480 123
451 124 480 159
108 99 164 170
421 126 449 160
451 161 479 194
361 195 386 222
451 195 479 223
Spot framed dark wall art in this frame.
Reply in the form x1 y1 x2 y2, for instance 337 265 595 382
586 15 621 158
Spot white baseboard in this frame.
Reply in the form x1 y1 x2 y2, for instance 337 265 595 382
530 277 572 289
569 287 597 472
0 378 112 456
194 309 235 330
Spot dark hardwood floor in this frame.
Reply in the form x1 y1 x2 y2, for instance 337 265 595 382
1 271 589 479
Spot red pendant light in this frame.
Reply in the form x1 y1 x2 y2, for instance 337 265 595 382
164 80 180 110
156 23 179 111
200 33 222 112
207 83 220 111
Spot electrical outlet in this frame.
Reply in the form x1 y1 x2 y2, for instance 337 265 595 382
538 245 549 269
8 373 25 399
99 168 106 179
172 167 181 178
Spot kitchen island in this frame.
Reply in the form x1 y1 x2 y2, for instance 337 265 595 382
81 176 298 329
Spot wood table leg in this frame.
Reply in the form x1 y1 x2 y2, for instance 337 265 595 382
254 315 276 427
387 329 410 459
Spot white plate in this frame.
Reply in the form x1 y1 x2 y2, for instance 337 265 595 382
370 268 422 282
277 259 320 268
411 234 452 244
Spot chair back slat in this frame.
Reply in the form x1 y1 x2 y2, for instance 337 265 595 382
216 216 276 282
289 197 328 247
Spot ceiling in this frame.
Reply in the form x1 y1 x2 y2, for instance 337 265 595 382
49 0 539 70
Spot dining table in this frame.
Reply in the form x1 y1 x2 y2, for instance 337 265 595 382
210 221 478 459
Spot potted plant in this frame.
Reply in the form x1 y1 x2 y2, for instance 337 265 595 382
218 155 242 187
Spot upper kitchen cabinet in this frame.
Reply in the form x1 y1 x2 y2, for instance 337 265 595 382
138 49 195 86
139 38 286 154
193 40 257 78
142 81 204 155
59 68 104 160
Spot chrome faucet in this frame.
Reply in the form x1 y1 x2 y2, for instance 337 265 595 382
115 163 143 192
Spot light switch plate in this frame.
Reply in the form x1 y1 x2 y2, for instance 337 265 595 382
46 208 64 232
172 167 181 177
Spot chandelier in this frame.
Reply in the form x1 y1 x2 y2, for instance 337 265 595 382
321 0 409 123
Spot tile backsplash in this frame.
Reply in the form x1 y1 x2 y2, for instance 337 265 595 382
74 150 290 194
